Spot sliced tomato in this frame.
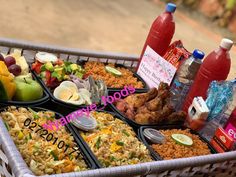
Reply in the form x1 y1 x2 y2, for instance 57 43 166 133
55 59 64 66
82 71 92 79
45 71 51 86
32 61 43 74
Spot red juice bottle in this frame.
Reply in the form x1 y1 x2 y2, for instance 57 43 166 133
182 38 234 113
136 3 176 71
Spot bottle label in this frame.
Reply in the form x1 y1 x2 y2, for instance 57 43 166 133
171 78 191 110
173 79 191 97
225 123 236 140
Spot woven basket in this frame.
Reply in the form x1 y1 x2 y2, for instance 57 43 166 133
0 37 236 177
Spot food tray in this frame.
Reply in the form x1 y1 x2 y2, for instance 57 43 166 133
31 60 148 111
0 106 96 174
69 110 156 168
138 125 217 161
0 72 49 107
109 91 183 129
32 70 107 111
74 60 149 92
0 38 236 177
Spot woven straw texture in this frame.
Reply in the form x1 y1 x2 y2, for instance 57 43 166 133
0 37 236 177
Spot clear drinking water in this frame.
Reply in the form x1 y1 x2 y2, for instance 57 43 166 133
170 49 205 111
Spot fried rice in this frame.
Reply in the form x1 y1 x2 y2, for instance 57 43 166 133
151 129 211 160
0 106 88 175
80 111 152 167
84 61 144 88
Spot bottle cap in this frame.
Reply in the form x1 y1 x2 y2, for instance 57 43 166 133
143 128 165 144
166 3 176 13
193 49 205 60
220 38 233 50
71 114 97 131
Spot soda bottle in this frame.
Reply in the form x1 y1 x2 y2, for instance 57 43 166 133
182 38 234 113
171 49 205 111
136 3 176 71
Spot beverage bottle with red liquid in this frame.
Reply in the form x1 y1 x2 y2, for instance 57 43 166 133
136 3 176 71
182 38 234 113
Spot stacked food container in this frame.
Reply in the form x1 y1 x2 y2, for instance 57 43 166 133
0 37 236 177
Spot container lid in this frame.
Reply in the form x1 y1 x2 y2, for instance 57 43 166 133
193 49 205 59
220 38 233 50
35 52 58 63
143 128 165 144
71 114 97 131
166 3 176 13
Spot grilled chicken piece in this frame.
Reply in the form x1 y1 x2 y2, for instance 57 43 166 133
134 113 152 124
160 104 175 119
146 96 163 111
167 111 186 123
135 111 163 124
126 109 135 120
136 105 150 114
116 100 128 112
124 88 158 108
158 82 169 91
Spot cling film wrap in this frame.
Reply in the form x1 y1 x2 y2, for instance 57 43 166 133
206 81 235 121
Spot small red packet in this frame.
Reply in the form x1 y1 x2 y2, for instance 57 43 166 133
210 127 234 153
163 40 191 69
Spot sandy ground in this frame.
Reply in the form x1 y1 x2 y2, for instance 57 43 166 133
0 0 235 79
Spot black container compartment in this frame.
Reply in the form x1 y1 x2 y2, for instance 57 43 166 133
76 60 149 92
109 91 184 129
0 73 49 107
138 125 217 161
103 64 149 93
68 110 157 168
31 60 148 111
0 106 97 170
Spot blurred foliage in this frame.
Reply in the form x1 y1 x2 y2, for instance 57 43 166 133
162 0 236 30
226 0 236 10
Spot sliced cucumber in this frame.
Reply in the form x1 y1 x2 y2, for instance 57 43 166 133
105 66 122 76
171 134 193 146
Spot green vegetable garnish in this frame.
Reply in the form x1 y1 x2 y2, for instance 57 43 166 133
171 134 193 146
28 108 40 119
129 152 136 158
122 130 130 137
69 154 73 160
50 151 59 161
110 156 116 161
75 71 83 79
39 71 46 78
40 65 46 72
95 137 101 149
4 121 10 131
51 71 63 81
105 66 122 76
116 141 124 146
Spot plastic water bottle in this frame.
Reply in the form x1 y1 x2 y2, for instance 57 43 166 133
136 3 176 70
182 38 234 113
170 49 205 111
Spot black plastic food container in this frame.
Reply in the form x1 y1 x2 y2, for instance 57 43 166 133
0 74 49 107
31 61 149 111
77 61 149 93
0 106 97 170
68 110 157 168
105 64 149 93
138 125 217 161
32 70 111 112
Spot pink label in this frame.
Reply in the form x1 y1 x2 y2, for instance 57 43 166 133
225 123 236 140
